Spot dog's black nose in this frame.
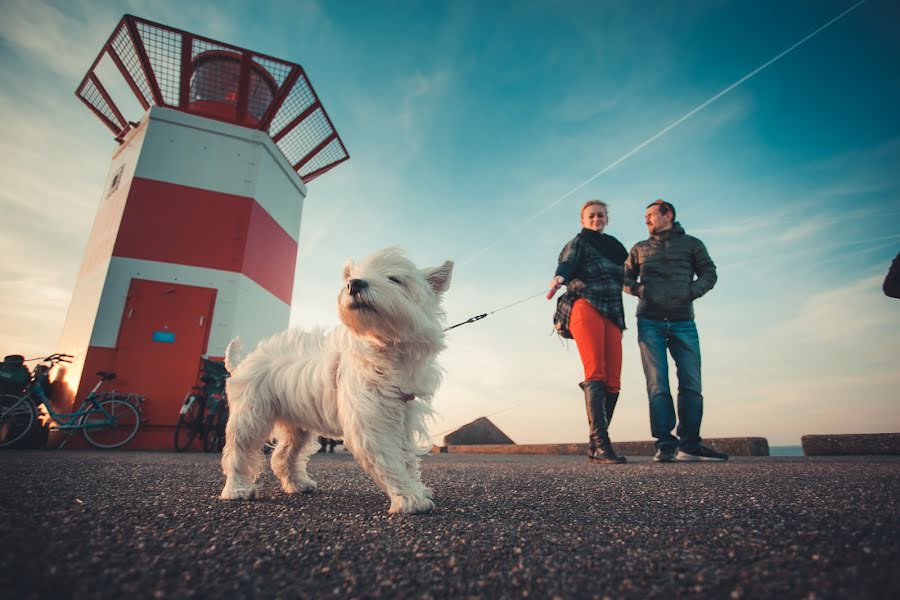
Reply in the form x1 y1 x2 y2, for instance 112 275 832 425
348 279 368 296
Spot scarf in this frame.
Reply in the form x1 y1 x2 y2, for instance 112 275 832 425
578 228 628 264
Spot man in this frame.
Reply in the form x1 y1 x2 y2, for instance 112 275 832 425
624 199 727 462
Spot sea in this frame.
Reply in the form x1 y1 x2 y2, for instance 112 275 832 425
769 445 804 456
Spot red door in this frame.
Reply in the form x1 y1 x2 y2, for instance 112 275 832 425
115 279 216 430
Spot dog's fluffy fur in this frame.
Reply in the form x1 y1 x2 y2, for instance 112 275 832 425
220 247 453 514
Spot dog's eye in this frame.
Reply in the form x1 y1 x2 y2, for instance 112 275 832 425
388 276 403 285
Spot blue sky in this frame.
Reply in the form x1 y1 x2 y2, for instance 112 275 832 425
2 0 898 446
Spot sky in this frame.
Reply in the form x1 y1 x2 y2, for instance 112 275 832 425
1 0 898 447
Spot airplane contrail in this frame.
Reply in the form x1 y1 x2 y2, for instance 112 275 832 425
461 0 867 266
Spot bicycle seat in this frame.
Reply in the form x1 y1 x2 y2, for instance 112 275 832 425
96 371 117 381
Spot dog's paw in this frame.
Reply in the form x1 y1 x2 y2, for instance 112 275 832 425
389 494 435 515
282 479 317 494
220 485 259 501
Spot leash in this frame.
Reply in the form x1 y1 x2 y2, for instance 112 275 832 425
444 290 546 332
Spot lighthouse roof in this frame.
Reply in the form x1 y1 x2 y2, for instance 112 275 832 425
76 14 348 183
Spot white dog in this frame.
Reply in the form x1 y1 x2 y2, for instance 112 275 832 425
220 247 453 514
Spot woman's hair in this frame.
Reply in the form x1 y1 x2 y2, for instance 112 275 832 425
580 200 608 219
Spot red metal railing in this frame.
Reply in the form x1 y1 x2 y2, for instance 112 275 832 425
76 15 349 183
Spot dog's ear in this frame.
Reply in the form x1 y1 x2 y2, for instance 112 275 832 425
342 259 353 282
423 260 453 295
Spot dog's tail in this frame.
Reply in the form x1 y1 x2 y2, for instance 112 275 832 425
224 337 242 373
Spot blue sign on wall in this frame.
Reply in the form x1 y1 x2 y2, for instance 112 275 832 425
152 331 176 343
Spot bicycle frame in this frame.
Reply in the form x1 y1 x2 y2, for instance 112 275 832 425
180 392 205 416
30 377 116 431
206 392 225 417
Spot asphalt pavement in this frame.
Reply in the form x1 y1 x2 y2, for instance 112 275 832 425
1 450 898 599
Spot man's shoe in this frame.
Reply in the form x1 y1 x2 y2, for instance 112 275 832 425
653 446 676 463
676 445 729 462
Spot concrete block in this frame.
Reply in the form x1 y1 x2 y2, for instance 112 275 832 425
802 433 900 456
447 443 585 455
443 437 769 456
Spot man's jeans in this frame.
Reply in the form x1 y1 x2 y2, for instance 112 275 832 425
637 317 704 451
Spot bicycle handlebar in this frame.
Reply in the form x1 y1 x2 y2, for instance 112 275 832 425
42 353 73 364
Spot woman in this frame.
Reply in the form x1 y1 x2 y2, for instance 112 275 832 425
549 200 628 464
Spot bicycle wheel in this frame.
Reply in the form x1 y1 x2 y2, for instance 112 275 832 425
215 405 229 452
203 406 229 453
202 415 218 453
0 394 37 449
81 397 141 449
174 394 204 452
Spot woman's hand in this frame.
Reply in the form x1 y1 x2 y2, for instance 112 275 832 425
547 275 565 299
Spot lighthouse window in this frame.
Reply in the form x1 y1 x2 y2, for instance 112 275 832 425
108 165 124 196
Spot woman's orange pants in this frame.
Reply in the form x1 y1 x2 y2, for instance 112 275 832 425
569 299 622 392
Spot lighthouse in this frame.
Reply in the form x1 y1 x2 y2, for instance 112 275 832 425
55 15 348 449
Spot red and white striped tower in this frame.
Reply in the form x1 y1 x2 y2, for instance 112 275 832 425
56 15 349 449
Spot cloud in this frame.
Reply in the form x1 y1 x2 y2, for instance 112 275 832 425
777 274 896 343
0 274 74 357
693 187 898 274
550 88 622 123
0 0 118 78
801 137 900 200
806 136 900 173
776 212 834 243
395 68 453 150
691 93 751 136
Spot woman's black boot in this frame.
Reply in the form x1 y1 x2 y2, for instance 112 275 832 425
605 391 619 426
581 380 626 464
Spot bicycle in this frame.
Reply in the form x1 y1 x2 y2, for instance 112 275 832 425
174 357 229 452
0 354 145 449
202 391 229 453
